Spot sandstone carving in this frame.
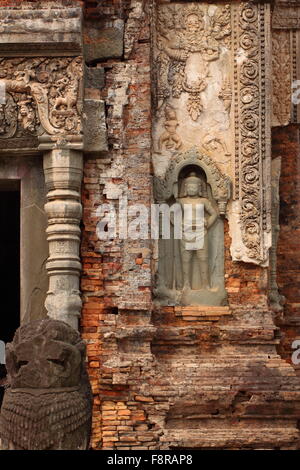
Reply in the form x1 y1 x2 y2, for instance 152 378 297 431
153 2 272 267
43 148 83 330
154 148 229 306
158 105 182 152
0 318 92 450
231 1 272 265
155 4 231 120
0 56 83 138
176 172 218 292
272 3 300 30
218 77 232 113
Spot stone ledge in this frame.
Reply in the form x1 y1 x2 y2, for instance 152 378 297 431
0 7 82 55
174 306 232 321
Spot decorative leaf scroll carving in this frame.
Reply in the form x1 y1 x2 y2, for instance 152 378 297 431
0 56 83 138
233 2 271 263
155 4 231 121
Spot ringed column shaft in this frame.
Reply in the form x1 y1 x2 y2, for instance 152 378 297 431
43 148 83 330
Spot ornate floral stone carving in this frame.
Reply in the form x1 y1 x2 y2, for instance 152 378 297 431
231 2 272 265
0 56 83 138
272 2 300 30
0 318 92 450
154 148 230 307
152 2 272 267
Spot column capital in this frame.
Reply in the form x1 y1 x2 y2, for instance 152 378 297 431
39 135 84 152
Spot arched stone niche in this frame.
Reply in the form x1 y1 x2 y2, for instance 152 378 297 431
153 147 231 307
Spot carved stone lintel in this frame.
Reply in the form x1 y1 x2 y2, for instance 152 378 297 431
0 56 83 140
42 144 83 330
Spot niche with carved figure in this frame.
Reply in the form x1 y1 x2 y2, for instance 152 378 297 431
154 150 230 306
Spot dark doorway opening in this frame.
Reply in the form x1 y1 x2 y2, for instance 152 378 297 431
0 181 20 408
0 181 20 344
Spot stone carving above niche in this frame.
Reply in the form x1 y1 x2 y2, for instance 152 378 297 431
153 2 232 177
0 56 83 139
155 4 231 122
152 2 272 267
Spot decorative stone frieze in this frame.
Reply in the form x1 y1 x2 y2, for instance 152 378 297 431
0 56 83 140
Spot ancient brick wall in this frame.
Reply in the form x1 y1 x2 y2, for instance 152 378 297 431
80 1 300 450
272 125 300 372
81 0 154 448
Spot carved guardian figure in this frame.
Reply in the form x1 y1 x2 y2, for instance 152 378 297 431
0 318 92 450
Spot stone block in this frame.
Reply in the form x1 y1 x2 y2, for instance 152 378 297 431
0 7 82 55
85 65 105 90
84 20 124 62
83 99 108 153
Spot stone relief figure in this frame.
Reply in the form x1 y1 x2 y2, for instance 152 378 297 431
0 318 92 450
158 105 182 152
177 172 218 292
156 4 231 121
154 149 230 307
0 56 82 138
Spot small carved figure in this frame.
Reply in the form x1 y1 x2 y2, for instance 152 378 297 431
0 318 92 450
53 77 77 112
218 77 232 113
158 106 182 152
17 96 37 133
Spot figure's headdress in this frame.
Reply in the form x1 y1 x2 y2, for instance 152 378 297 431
183 172 203 196
184 172 201 185
183 5 205 28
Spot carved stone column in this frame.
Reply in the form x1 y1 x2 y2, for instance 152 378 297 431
42 144 83 330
